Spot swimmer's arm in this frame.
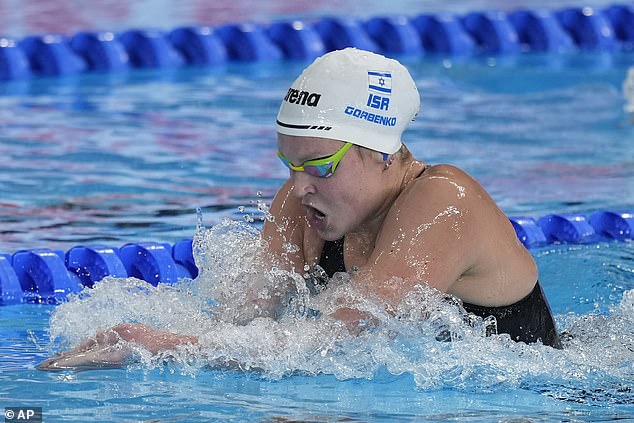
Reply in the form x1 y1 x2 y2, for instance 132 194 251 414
262 184 385 333
215 180 310 323
37 323 198 371
329 307 380 335
207 182 314 325
324 181 476 333
350 170 478 310
262 179 313 271
262 179 304 269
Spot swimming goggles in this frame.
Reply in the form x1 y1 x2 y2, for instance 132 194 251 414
278 142 353 178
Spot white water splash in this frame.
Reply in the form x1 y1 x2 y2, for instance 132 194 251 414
47 219 634 401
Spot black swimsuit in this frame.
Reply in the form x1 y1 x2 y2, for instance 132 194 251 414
317 238 562 348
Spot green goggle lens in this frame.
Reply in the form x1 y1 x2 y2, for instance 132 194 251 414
278 142 353 178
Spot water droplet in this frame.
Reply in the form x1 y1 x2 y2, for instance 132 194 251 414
196 207 204 230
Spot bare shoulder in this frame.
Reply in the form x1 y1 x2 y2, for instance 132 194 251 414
390 163 493 225
415 164 485 197
367 164 486 295
389 163 515 256
368 163 535 303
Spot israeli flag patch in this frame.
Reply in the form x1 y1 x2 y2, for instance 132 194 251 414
368 71 392 95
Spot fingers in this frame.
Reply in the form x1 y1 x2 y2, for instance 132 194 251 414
37 327 132 372
36 335 98 370
36 356 61 371
37 343 133 372
36 323 194 372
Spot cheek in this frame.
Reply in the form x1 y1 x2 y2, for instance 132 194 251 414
323 159 379 215
329 179 370 215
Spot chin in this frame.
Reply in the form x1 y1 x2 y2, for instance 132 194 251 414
318 226 345 242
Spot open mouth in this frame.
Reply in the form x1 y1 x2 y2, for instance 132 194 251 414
314 206 326 220
306 204 326 221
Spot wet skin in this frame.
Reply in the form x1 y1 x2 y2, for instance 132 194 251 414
38 135 539 371
38 323 196 371
266 135 538 309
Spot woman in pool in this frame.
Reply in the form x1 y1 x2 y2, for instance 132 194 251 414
38 48 561 371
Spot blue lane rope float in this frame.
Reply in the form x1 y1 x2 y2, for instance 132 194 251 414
461 11 522 54
18 34 87 77
216 23 283 62
1 4 634 80
266 21 326 61
410 13 476 55
364 16 424 55
10 249 83 304
508 9 575 52
167 26 228 66
0 210 632 305
69 32 131 72
313 17 378 53
65 245 128 288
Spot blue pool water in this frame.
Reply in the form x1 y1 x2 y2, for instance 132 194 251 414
1 0 634 421
0 0 624 38
1 54 632 253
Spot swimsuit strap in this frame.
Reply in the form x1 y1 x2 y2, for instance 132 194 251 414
418 162 430 177
304 238 345 295
318 237 346 279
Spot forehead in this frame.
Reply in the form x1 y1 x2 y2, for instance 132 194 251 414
277 134 347 157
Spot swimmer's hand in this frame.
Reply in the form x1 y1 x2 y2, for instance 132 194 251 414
37 323 198 372
329 307 379 336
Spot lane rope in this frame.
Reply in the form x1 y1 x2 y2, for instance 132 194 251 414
0 5 633 80
0 210 631 304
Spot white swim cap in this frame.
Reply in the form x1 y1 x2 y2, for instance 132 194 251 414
276 48 420 154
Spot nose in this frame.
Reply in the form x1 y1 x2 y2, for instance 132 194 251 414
289 170 316 198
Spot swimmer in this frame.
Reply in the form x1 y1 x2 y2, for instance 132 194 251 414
38 48 560 371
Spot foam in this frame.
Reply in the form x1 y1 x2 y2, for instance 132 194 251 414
45 218 633 402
